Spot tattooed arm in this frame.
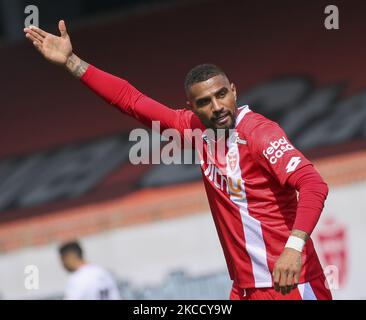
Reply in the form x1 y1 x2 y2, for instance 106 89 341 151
65 54 89 79
24 20 89 79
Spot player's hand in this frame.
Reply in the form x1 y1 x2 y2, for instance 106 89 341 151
272 247 302 295
24 20 72 66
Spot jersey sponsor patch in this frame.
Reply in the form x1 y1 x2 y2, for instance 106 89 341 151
262 136 295 164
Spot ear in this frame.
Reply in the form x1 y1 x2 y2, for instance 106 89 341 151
231 83 237 101
186 100 192 109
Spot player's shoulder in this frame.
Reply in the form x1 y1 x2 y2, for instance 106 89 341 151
176 108 204 130
73 264 104 279
85 264 109 275
88 264 116 282
237 106 280 137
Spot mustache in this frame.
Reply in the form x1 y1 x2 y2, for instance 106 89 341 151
211 110 232 121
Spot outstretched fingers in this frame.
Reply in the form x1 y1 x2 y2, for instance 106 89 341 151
25 29 44 44
24 32 43 53
25 32 37 43
29 25 47 38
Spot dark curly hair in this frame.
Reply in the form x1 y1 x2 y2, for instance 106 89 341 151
184 63 227 94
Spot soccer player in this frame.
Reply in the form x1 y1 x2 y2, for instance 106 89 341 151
25 21 332 300
59 240 121 300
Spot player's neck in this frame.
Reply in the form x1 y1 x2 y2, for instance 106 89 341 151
75 260 87 271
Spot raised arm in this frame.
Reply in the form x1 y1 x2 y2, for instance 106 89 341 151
23 21 199 133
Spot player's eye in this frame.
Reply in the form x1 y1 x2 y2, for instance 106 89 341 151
217 89 228 99
196 98 210 107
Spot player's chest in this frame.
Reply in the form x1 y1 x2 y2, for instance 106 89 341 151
199 131 253 170
198 132 259 196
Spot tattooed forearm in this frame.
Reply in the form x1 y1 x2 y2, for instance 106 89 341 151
65 53 89 79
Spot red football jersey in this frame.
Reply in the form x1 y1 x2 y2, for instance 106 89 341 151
189 106 324 288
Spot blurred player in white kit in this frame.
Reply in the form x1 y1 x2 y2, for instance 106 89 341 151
59 240 121 300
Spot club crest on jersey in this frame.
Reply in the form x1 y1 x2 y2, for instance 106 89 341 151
227 150 238 172
262 136 295 164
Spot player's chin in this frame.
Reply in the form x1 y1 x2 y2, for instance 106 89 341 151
212 117 235 130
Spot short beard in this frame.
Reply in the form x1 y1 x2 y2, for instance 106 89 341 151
213 113 236 132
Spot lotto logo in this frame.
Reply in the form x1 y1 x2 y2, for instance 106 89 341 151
286 157 301 173
262 136 295 164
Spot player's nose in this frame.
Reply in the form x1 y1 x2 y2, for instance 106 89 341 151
211 98 224 113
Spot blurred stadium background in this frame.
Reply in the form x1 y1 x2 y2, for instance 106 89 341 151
0 0 366 299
